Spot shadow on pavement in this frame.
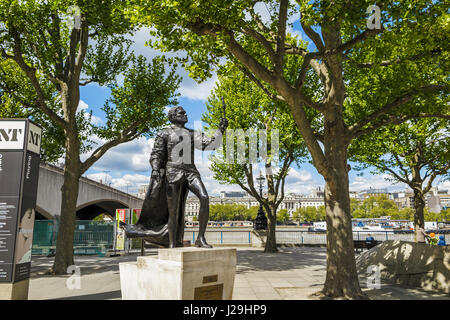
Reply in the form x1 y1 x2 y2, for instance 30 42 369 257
236 247 327 274
55 290 122 300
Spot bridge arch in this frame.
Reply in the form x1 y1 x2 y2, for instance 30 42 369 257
76 199 131 220
35 206 54 220
37 163 144 219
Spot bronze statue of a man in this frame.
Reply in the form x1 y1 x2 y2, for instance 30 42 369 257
121 106 228 248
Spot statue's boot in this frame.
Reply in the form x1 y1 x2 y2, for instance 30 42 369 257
195 236 212 248
119 221 147 237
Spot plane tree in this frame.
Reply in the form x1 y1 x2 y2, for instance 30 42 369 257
350 118 450 241
135 0 449 298
203 63 309 252
0 1 180 274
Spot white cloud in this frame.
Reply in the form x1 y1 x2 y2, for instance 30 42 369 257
77 100 89 112
77 100 103 125
178 74 219 101
281 167 319 195
86 172 113 184
111 174 150 189
129 27 218 101
436 180 450 191
349 173 406 192
253 2 274 25
287 168 313 182
83 136 154 173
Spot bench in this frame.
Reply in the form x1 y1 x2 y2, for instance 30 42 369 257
353 240 381 253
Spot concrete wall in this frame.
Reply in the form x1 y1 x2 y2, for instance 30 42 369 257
36 163 143 219
356 240 450 294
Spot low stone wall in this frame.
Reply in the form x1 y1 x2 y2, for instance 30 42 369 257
356 240 450 294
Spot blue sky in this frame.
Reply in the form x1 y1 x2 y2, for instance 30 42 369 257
76 4 449 196
79 78 419 197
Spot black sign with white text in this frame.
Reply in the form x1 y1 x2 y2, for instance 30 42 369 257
0 119 41 283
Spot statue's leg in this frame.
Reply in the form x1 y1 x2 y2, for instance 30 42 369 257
166 180 184 248
176 184 189 246
187 176 212 248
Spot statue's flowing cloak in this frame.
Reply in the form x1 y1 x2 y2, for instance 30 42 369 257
120 172 170 246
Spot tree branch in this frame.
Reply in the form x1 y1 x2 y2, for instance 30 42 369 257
351 112 450 139
424 164 450 194
349 84 449 138
275 154 293 207
300 22 325 52
74 21 89 83
4 29 66 129
80 120 144 174
79 79 96 86
242 26 277 66
374 164 410 185
335 29 382 55
274 0 288 75
352 49 442 68
392 153 411 185
188 19 329 176
248 5 276 41
237 64 285 102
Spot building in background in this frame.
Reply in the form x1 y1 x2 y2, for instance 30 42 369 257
185 188 326 221
425 187 450 213
358 188 390 199
219 191 248 198
391 190 415 210
139 182 450 221
388 187 450 213
137 184 149 199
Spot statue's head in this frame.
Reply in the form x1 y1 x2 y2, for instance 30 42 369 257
168 106 188 125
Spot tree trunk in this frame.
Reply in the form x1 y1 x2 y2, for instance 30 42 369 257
411 161 426 243
52 162 80 274
52 89 81 274
264 205 278 253
413 188 426 243
321 135 366 299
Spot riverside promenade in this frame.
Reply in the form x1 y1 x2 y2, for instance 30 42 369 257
28 247 449 300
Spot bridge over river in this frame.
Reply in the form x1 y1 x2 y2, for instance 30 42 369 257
36 163 143 220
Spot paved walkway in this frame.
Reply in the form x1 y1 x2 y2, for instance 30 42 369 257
28 247 449 300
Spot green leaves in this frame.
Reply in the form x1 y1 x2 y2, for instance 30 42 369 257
97 54 181 140
350 117 450 193
276 208 289 222
82 35 134 86
203 62 309 188
0 58 65 162
345 195 419 220
209 203 257 221
0 0 181 168
293 205 325 222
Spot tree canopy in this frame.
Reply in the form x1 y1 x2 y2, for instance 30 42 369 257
209 204 258 221
127 0 448 299
203 62 309 252
0 0 181 274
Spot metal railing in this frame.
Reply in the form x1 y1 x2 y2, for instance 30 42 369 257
32 220 115 256
184 230 450 245
32 221 449 256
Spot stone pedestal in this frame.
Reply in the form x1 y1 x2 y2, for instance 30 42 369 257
0 279 29 300
119 247 236 300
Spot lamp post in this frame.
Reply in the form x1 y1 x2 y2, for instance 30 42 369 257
254 171 268 230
